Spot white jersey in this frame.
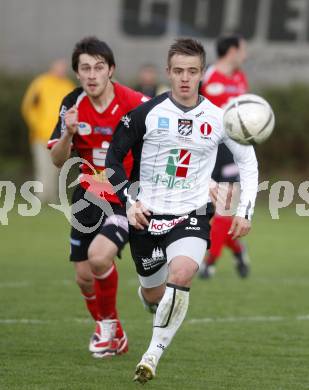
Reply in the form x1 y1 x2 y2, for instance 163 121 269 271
106 92 258 219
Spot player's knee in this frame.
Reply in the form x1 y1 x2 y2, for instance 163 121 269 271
87 249 101 267
75 274 93 292
168 268 194 286
87 248 113 273
142 286 165 304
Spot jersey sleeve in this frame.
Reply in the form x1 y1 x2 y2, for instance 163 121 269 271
47 89 80 149
105 107 147 204
126 88 150 111
222 134 258 220
211 144 240 183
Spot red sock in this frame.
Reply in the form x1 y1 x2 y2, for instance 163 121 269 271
206 253 218 266
82 291 100 321
94 264 119 321
226 235 243 254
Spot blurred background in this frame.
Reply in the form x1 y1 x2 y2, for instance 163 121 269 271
0 0 309 184
1 2 308 389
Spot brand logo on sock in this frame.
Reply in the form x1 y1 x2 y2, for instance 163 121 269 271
157 343 165 350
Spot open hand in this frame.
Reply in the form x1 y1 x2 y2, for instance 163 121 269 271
228 216 251 239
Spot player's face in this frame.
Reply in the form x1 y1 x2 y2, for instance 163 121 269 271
76 54 114 99
235 40 247 69
167 54 203 106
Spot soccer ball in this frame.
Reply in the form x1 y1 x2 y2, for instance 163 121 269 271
223 94 275 145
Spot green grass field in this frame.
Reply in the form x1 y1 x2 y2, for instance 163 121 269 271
0 203 308 390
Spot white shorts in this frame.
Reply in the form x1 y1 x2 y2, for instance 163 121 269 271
138 237 207 288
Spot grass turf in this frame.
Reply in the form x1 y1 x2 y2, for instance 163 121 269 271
0 203 308 390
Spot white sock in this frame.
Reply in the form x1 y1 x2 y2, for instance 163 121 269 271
144 283 190 361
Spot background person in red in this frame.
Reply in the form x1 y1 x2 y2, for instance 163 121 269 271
199 33 250 279
48 36 148 357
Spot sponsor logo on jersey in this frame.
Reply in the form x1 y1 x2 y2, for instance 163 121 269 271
152 149 193 189
166 149 191 178
225 85 241 93
152 173 195 189
121 114 131 128
158 117 170 129
101 141 110 149
94 126 113 135
178 119 193 136
205 82 225 96
78 122 92 135
148 215 188 234
200 122 212 138
92 146 109 167
141 247 165 270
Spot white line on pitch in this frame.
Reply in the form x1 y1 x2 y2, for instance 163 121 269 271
0 280 74 288
0 319 50 324
187 316 285 324
0 315 308 325
0 281 30 288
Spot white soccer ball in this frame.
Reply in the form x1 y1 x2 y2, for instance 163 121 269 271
223 94 275 145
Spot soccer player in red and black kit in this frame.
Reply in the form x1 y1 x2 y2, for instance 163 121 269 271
48 37 148 357
199 33 250 278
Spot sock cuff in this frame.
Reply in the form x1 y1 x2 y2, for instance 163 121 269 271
166 282 190 292
82 293 96 300
93 264 115 280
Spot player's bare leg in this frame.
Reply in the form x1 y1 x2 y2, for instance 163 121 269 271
134 256 197 383
74 261 99 320
87 235 128 357
138 284 165 314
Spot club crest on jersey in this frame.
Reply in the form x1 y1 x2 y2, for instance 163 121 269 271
200 122 212 138
78 122 92 135
178 119 193 136
121 115 131 128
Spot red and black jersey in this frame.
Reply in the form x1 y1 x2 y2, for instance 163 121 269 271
48 82 148 203
200 65 248 109
200 66 249 183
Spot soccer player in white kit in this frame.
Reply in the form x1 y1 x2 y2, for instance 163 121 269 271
106 38 258 383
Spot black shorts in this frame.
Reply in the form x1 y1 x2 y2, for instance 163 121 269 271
129 204 214 277
70 186 129 262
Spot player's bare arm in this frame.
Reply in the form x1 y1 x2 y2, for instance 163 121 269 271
127 200 150 230
50 106 78 168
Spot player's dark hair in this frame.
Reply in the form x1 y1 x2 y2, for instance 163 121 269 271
167 38 206 70
216 33 243 58
72 36 116 72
